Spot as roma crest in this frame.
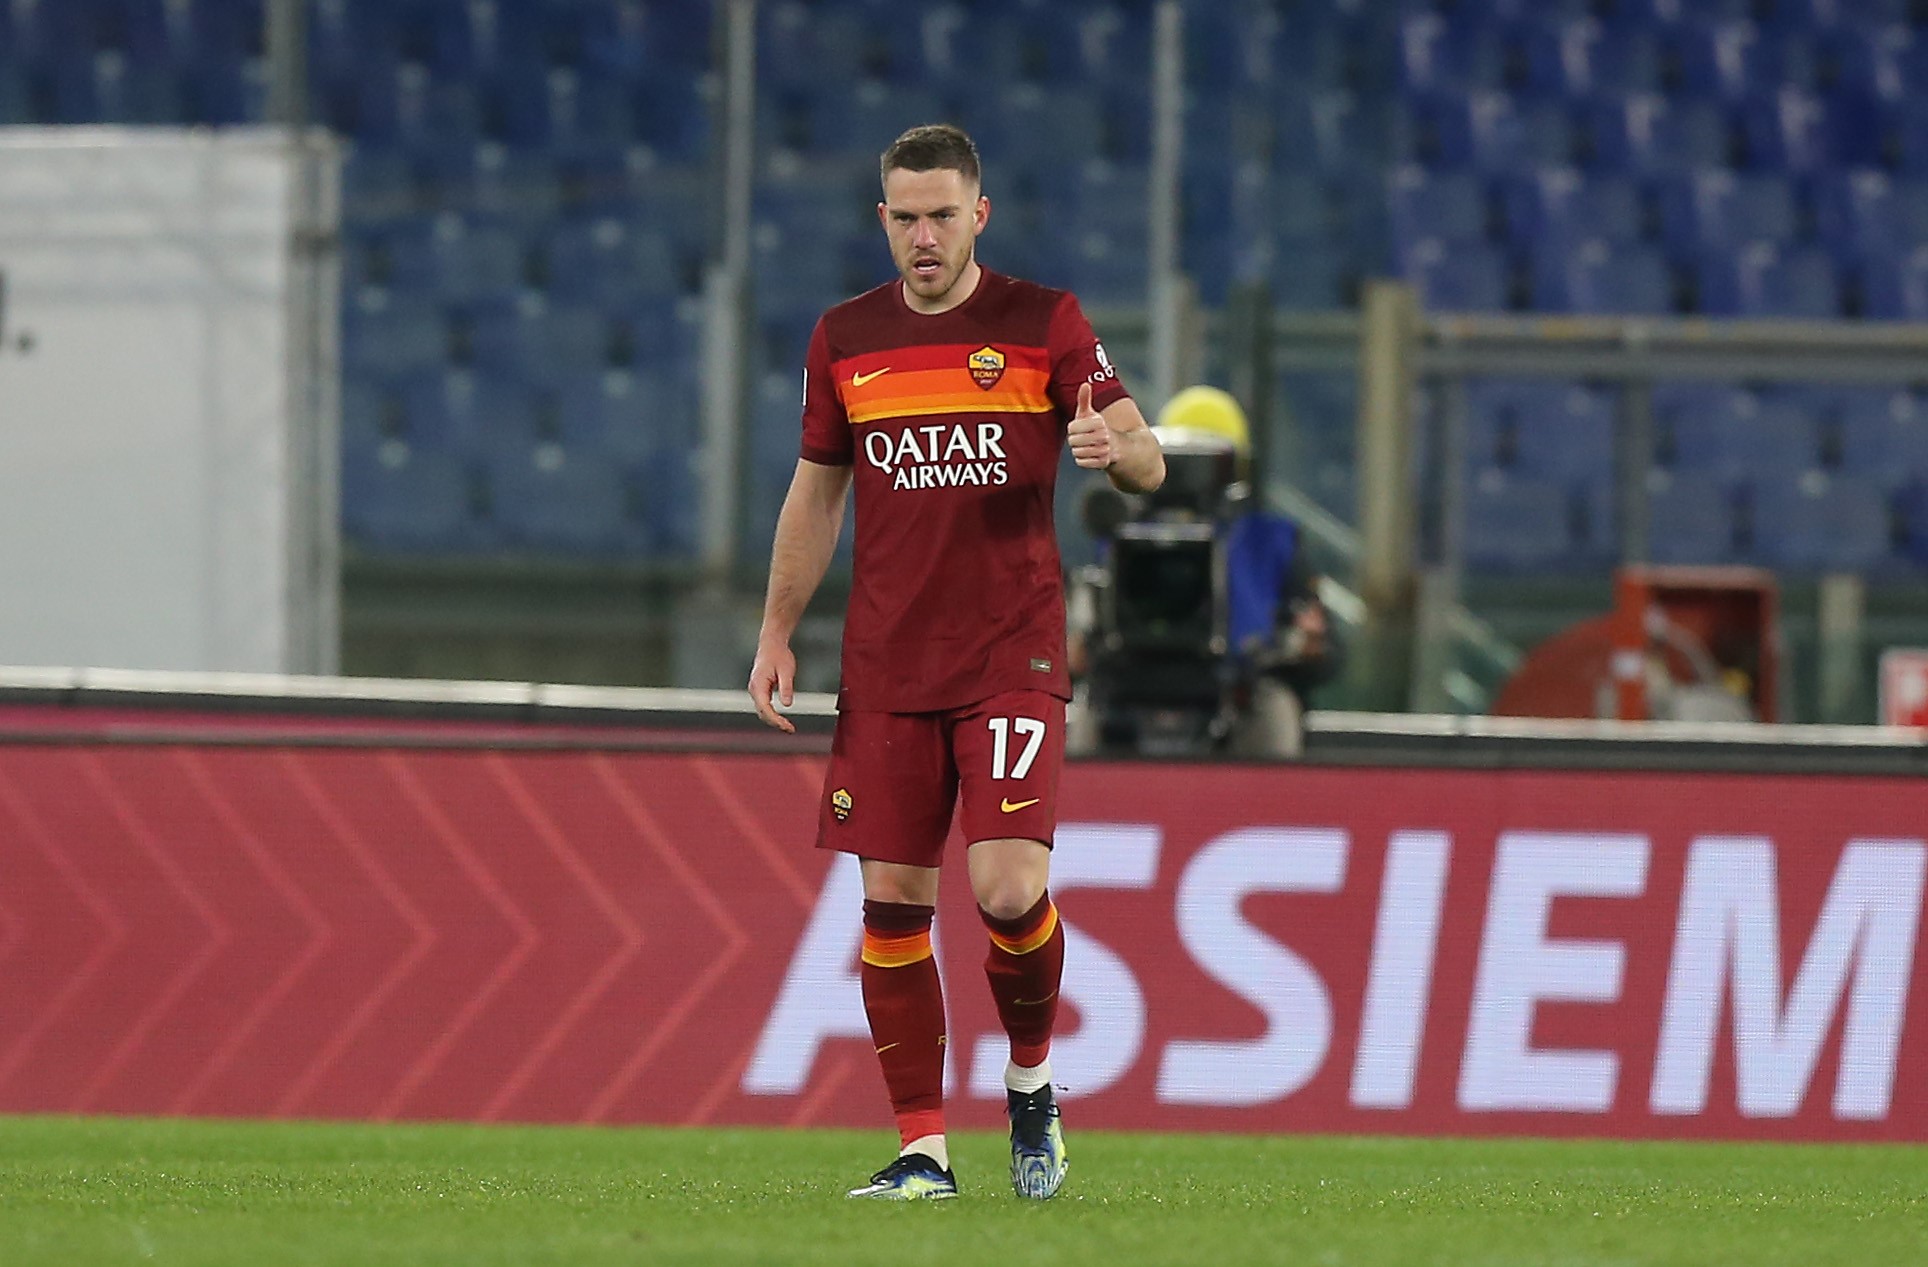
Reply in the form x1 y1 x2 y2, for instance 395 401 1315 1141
967 345 1006 391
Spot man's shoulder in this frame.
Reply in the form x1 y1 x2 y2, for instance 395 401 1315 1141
819 280 901 332
979 268 1074 316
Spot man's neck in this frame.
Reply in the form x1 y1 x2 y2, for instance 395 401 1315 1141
902 260 983 315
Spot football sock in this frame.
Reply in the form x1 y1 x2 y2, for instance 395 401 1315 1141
980 892 1064 1069
901 1133 950 1171
860 899 947 1149
1005 1056 1053 1095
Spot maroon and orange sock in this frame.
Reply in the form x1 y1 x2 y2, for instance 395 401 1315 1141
859 899 947 1148
980 892 1065 1070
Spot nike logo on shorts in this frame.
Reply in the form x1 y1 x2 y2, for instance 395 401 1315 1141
852 367 891 386
1000 797 1041 813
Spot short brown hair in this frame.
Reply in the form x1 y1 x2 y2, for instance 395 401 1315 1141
880 124 981 190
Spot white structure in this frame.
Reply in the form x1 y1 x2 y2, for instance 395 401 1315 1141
0 128 339 673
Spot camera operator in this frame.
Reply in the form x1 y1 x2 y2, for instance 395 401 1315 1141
1066 386 1341 759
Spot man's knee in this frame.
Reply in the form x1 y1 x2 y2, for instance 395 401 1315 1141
967 838 1050 920
860 859 939 906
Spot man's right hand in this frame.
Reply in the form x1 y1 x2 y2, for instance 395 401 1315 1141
748 639 797 733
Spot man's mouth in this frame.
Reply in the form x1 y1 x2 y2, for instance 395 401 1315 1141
911 256 942 279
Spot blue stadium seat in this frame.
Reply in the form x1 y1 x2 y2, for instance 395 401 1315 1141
1268 243 1351 310
1582 95 1731 173
0 53 33 124
341 446 489 553
183 53 266 125
1825 23 1911 102
485 443 636 556
552 367 697 463
1654 382 1754 470
1400 239 1510 312
810 81 946 160
424 218 532 303
1746 474 1894 570
1657 169 1800 259
1825 388 1928 488
1388 166 1487 246
966 84 1107 193
1665 393 1819 482
1670 20 1769 100
1859 245 1928 319
1464 473 1575 572
1268 172 1339 241
632 443 703 560
1501 168 1645 252
1696 244 1842 318
463 296 613 383
1522 20 1664 98
541 217 683 303
1407 91 1574 173
49 50 184 124
1397 15 1504 94
1274 91 1395 172
343 294 451 376
1739 88 1837 171
752 216 852 315
1646 472 1738 565
342 146 423 221
1534 239 1675 314
394 368 539 453
1464 380 1616 486
1813 168 1900 263
759 1 871 92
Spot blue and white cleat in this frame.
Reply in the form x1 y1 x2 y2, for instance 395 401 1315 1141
1007 1086 1068 1199
846 1152 959 1200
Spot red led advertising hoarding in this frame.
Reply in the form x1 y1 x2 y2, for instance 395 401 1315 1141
0 740 1922 1140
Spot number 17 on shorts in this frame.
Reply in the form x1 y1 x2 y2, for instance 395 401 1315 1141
956 690 1065 847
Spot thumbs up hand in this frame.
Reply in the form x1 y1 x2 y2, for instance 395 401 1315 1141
1066 382 1113 470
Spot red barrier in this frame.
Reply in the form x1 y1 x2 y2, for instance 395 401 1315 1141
0 741 1923 1140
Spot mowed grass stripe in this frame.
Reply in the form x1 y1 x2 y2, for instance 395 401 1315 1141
0 1115 1922 1266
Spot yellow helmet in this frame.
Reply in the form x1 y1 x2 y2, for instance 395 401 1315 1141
1154 385 1251 456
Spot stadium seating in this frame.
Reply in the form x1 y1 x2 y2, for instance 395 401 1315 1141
19 0 1927 574
1463 473 1578 572
1646 472 1738 565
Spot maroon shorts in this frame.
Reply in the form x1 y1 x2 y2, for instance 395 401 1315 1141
815 689 1066 868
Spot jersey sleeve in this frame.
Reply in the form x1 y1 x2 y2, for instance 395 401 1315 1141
799 318 853 466
1045 292 1132 418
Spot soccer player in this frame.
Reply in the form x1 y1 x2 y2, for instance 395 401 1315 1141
747 124 1164 1201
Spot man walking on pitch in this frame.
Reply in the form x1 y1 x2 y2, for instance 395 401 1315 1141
748 124 1164 1200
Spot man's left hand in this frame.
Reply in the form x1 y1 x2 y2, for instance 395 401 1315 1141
1067 382 1113 469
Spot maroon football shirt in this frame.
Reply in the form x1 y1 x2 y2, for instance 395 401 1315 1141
799 269 1130 713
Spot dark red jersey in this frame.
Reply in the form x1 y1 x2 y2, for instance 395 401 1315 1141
800 269 1131 713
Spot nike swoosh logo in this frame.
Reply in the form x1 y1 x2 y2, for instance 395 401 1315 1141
852 367 891 386
875 1042 899 1055
1001 797 1041 813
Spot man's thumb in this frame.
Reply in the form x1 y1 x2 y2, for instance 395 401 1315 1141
1077 381 1094 415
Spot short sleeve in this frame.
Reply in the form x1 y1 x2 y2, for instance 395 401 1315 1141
1045 293 1131 418
799 318 853 466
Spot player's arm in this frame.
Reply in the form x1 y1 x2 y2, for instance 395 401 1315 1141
1066 384 1166 494
749 458 852 733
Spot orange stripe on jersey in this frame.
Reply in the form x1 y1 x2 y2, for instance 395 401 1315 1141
862 927 935 969
987 901 1059 956
845 366 1053 426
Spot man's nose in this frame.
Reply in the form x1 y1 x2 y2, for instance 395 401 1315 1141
910 219 937 248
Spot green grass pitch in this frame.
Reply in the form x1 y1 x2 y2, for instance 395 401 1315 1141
0 1115 1922 1265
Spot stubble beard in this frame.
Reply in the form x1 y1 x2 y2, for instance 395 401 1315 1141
902 239 974 305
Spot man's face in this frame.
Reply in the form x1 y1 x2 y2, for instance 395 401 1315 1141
879 167 989 308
